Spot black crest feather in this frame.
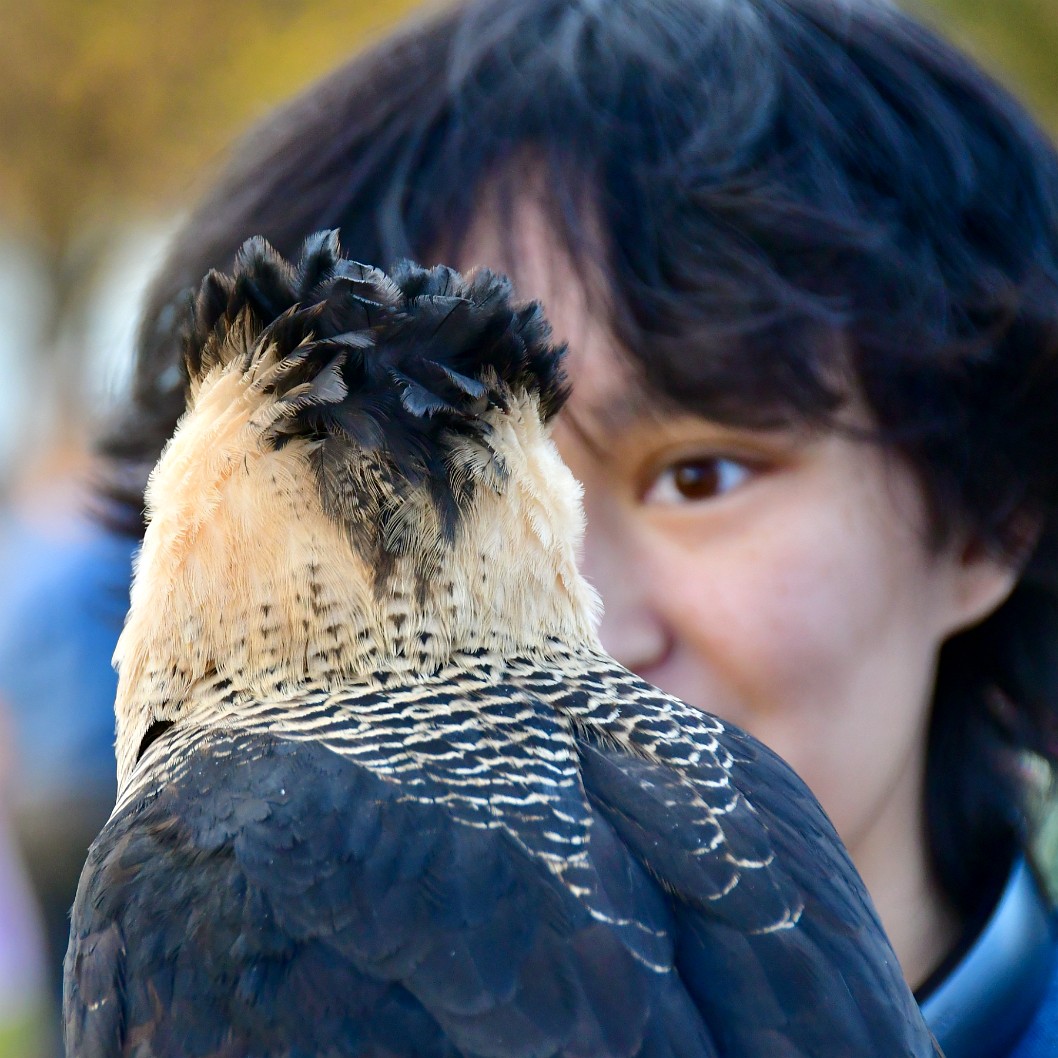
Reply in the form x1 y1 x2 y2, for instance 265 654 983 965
182 231 569 555
184 230 567 427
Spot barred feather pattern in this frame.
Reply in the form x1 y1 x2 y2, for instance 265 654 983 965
117 645 800 942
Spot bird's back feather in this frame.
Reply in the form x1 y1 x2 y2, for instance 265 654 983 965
67 653 938 1057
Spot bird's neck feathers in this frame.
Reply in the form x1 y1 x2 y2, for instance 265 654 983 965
113 366 600 789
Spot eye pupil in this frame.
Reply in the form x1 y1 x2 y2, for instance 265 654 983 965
674 461 720 499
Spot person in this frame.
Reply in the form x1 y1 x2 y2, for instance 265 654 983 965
96 0 1058 1053
0 496 130 1017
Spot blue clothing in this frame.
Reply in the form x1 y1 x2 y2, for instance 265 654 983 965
0 513 135 804
1011 955 1058 1058
920 856 1058 1058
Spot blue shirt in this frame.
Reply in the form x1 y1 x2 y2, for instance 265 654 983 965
921 857 1058 1058
0 513 135 804
1011 953 1058 1058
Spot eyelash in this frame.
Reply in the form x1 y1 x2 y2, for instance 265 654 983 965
641 456 754 505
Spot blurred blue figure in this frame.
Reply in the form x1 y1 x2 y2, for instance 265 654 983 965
0 495 135 1040
0 509 132 802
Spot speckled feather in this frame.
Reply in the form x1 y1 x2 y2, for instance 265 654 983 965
66 235 941 1058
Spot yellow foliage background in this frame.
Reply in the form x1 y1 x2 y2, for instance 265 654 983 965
0 0 425 253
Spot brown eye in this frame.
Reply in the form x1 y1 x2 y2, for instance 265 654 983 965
673 461 721 500
643 457 752 505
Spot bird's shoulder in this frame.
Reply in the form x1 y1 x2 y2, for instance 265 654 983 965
66 726 460 1057
504 651 939 1057
503 651 853 921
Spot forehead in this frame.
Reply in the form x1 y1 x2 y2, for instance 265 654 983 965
457 186 658 426
458 184 593 311
454 178 856 448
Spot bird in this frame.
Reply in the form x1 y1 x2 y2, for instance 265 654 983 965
64 230 941 1058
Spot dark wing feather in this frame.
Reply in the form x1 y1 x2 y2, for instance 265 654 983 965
65 725 715 1058
576 731 941 1058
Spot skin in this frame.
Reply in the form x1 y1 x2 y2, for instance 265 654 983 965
457 191 1020 988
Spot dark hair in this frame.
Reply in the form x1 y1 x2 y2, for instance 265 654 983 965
102 0 1058 921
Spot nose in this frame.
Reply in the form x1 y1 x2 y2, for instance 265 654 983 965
579 510 673 675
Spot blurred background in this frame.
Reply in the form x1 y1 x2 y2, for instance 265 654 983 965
0 0 1055 1053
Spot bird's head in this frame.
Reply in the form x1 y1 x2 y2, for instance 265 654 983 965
114 232 601 781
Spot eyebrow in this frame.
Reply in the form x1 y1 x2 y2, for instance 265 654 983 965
563 388 665 455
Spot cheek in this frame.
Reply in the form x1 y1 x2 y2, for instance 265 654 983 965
648 508 941 842
657 515 885 706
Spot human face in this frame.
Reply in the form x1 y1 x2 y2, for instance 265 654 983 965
458 196 1015 981
557 354 944 841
